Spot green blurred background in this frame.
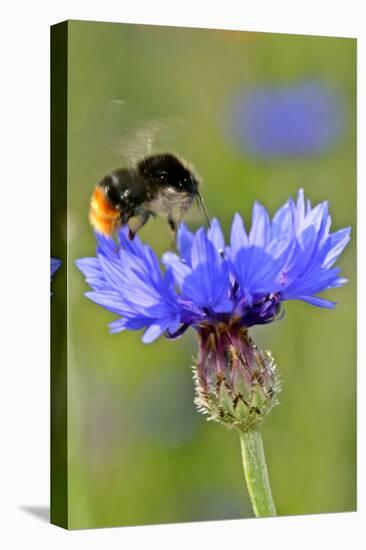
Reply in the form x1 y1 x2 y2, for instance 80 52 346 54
54 20 356 528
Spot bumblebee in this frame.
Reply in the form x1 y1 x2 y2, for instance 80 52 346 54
89 153 209 239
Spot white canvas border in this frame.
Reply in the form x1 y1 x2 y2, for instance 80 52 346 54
0 1 363 548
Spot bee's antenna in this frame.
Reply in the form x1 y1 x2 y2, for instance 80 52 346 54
196 192 211 228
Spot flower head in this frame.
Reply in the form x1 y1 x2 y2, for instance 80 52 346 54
76 189 350 430
76 189 350 342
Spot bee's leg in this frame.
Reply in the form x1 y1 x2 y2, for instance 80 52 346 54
167 215 178 249
128 211 150 240
167 216 177 234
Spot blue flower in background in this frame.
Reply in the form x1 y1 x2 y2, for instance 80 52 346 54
228 82 345 158
76 189 350 343
51 257 61 278
51 257 61 294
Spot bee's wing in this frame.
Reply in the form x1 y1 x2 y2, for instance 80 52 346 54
119 119 168 163
106 99 190 164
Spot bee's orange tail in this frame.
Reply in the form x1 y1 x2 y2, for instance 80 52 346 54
89 187 121 236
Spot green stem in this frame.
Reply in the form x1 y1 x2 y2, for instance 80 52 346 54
239 429 276 517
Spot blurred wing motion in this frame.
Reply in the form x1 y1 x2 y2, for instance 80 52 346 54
106 99 190 164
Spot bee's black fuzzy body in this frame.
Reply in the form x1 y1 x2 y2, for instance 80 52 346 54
89 153 201 239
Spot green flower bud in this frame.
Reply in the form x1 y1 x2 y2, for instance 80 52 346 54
193 322 281 432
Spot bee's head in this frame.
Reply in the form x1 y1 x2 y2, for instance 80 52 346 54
138 154 199 194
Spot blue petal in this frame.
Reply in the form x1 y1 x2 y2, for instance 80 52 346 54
207 218 225 253
75 257 101 277
191 228 219 270
162 252 191 288
95 232 118 257
323 227 351 268
98 252 126 289
85 291 129 316
266 234 292 259
231 247 283 298
142 317 175 344
182 262 231 311
117 226 145 258
304 202 325 234
249 202 270 247
51 257 61 277
295 295 336 309
108 318 128 334
326 277 348 289
294 188 305 234
271 202 293 240
282 267 341 298
177 223 194 264
230 213 249 255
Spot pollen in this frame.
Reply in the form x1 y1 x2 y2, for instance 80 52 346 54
89 187 121 236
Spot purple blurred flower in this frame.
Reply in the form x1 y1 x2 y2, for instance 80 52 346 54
76 189 350 343
51 257 61 279
229 82 345 158
51 257 61 294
